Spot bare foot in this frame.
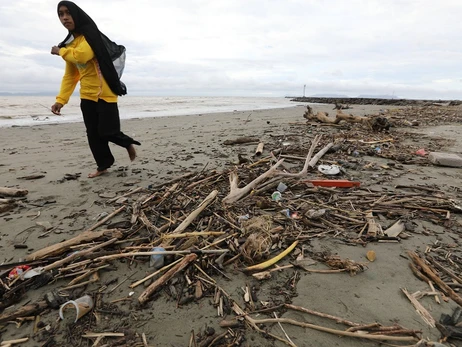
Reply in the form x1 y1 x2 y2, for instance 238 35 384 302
88 169 108 178
127 144 137 161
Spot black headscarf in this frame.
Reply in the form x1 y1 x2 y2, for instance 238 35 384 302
57 1 126 96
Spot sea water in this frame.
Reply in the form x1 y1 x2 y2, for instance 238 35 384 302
0 96 297 128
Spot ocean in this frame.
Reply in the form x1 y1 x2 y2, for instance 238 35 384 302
0 96 298 128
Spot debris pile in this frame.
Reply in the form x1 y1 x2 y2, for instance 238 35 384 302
1 103 462 346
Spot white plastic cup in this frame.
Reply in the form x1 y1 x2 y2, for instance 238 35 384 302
59 295 94 323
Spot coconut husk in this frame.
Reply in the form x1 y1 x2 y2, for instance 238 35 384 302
240 216 274 264
324 255 368 276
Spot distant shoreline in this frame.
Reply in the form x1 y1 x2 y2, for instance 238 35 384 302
289 96 462 106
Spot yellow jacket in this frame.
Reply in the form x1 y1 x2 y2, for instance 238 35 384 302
56 35 117 105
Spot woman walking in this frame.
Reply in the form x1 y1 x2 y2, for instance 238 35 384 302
51 1 140 178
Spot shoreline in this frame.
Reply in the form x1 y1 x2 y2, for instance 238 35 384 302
0 96 299 128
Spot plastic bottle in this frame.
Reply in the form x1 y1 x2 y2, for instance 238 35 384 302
150 247 166 269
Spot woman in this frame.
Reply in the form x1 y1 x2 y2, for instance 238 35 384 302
51 1 140 178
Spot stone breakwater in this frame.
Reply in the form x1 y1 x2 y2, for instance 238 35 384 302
290 97 461 106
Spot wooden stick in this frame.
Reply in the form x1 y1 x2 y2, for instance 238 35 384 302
279 135 321 177
401 288 435 327
0 187 28 197
186 173 222 190
0 338 29 346
25 229 122 261
82 332 125 338
273 312 297 347
232 302 293 346
87 206 125 232
130 258 183 288
223 159 284 204
150 172 195 190
67 265 110 286
365 211 382 237
44 238 118 271
0 301 48 324
247 157 270 168
428 281 440 304
0 198 15 204
255 142 265 156
96 249 227 262
138 253 197 304
248 317 417 342
308 142 334 167
61 272 99 291
426 256 462 284
162 231 225 239
408 251 462 307
107 186 144 203
0 203 17 213
142 333 148 347
172 190 218 234
285 303 360 327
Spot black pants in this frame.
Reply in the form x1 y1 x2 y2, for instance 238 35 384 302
80 99 140 171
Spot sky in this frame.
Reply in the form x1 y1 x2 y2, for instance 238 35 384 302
0 0 461 99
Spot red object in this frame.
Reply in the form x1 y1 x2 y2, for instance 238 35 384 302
304 180 361 188
415 148 427 156
8 265 31 279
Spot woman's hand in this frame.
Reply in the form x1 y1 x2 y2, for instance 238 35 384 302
51 46 61 55
51 103 64 115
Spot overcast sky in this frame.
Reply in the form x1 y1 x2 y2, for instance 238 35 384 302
1 0 461 99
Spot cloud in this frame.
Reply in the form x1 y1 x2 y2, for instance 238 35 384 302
1 0 462 99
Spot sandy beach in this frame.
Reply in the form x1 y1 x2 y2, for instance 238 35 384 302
1 102 462 347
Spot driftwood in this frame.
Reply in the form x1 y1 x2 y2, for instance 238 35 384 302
303 106 371 126
336 110 370 124
223 137 259 145
0 337 29 346
25 229 123 261
138 253 197 304
408 251 462 307
224 137 335 203
173 190 218 234
223 159 284 204
333 103 350 110
255 142 264 156
248 317 417 342
88 206 125 231
0 198 15 204
365 212 382 237
308 142 334 167
0 187 28 197
232 302 416 345
401 288 436 327
279 135 321 178
0 300 48 324
303 107 336 124
285 303 360 327
0 203 17 213
43 238 118 271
